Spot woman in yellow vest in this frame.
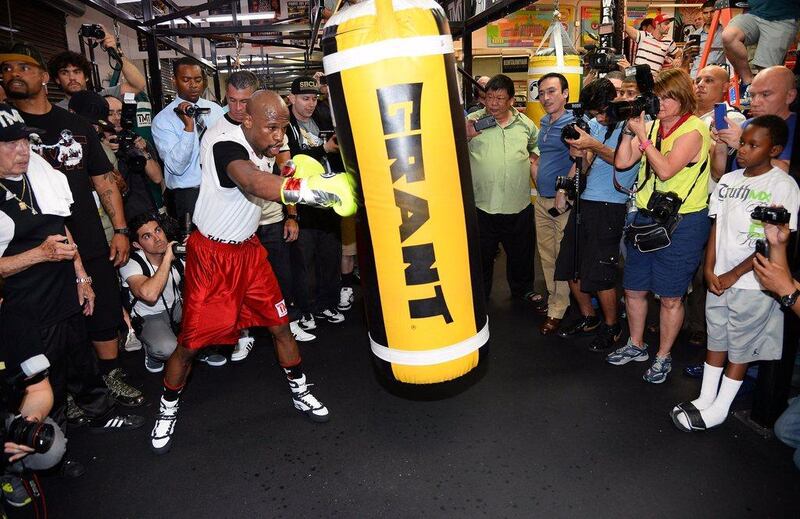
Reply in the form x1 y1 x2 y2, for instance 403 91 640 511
608 69 712 384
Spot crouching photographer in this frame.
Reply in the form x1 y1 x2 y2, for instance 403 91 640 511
119 214 184 374
1 354 66 515
609 69 713 384
553 78 639 352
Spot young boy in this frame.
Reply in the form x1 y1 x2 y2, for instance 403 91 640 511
672 115 800 432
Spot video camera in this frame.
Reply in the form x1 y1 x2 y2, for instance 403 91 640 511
751 206 792 258
104 94 147 172
0 355 56 466
606 65 660 124
584 44 624 73
173 105 211 118
561 102 592 145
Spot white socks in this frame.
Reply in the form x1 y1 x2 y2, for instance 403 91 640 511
672 363 723 415
676 375 743 430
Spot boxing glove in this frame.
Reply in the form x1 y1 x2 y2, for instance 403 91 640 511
281 171 357 217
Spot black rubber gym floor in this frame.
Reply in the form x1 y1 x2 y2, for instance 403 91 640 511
43 267 800 518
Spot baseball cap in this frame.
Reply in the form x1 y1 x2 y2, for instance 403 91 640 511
0 41 47 69
0 103 44 142
291 76 320 95
653 14 673 25
68 90 110 127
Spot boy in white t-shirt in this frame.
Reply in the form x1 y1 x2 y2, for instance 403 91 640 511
672 115 800 432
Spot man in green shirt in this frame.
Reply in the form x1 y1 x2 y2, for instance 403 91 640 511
466 74 539 302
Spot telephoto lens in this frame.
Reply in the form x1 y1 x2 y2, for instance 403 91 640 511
7 416 55 454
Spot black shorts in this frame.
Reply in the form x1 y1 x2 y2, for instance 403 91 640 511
83 255 124 342
554 199 626 292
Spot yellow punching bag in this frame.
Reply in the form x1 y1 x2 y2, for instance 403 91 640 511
322 0 489 385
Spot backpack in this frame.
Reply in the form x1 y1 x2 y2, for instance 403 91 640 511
120 252 184 315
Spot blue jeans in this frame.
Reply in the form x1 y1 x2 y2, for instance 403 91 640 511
774 396 800 470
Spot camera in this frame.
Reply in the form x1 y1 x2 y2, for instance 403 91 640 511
606 65 660 124
78 23 105 40
554 175 586 200
561 103 592 145
750 206 791 225
584 44 623 73
174 105 212 118
3 417 54 454
645 191 682 225
108 94 147 172
171 213 193 258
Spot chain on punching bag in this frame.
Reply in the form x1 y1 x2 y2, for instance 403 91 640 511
321 0 489 385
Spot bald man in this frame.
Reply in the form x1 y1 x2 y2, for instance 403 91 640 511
695 65 747 133
712 65 797 181
150 90 356 454
467 75 491 114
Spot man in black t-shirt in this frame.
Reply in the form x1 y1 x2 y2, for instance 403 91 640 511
0 103 143 448
0 42 143 408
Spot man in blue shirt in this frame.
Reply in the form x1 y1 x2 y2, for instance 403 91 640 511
553 79 639 351
533 72 574 335
152 58 224 223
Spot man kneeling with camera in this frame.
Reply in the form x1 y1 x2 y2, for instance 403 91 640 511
553 78 639 352
119 214 184 374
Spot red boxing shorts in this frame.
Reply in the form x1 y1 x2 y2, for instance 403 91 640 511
179 231 289 350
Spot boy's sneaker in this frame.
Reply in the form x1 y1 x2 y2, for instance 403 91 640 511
589 323 622 352
88 411 145 433
123 327 142 352
144 355 164 374
150 397 179 454
606 338 649 365
338 287 354 311
315 308 345 324
231 336 255 362
103 368 145 407
299 313 317 331
643 355 672 384
288 374 329 423
197 350 227 367
290 320 316 342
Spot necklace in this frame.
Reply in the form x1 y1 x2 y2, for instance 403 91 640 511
0 174 38 215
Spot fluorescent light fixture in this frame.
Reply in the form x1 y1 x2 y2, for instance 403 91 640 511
204 13 276 23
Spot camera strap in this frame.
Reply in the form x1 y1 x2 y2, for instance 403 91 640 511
612 122 655 195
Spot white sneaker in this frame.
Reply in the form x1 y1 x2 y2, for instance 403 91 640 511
315 308 345 324
299 313 317 330
338 287 354 311
288 374 329 422
150 397 179 454
290 320 316 342
124 327 142 352
232 336 255 362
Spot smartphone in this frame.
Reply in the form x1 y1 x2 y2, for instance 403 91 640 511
714 102 728 130
474 115 497 132
688 34 701 47
755 238 770 259
547 202 572 217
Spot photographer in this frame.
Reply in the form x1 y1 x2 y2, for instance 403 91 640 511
553 79 638 352
119 214 184 374
671 116 799 433
753 219 800 470
102 95 164 219
465 74 539 303
610 69 712 384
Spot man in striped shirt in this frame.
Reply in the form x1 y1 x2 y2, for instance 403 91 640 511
625 14 678 75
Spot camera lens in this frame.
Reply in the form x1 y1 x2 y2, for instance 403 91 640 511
8 417 55 454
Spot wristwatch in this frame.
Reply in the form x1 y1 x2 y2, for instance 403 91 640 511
779 289 800 309
76 276 93 285
113 227 130 236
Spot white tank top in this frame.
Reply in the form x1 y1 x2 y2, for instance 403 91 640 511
194 126 275 242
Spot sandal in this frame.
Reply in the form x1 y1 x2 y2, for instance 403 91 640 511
670 402 707 432
539 317 561 336
523 291 548 314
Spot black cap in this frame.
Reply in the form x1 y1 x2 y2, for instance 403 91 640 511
0 41 47 69
0 103 44 142
291 76 320 95
68 90 110 127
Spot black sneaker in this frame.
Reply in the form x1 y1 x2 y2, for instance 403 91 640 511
589 323 622 352
66 393 89 427
88 412 145 433
103 368 145 407
557 315 601 338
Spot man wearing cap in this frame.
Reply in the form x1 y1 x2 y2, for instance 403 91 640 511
625 14 679 75
0 42 144 410
151 57 224 224
285 76 346 329
0 103 144 450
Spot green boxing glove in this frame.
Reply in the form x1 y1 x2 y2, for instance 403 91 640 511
281 171 358 217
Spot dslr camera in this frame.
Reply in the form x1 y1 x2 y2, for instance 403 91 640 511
174 105 211 118
645 191 682 225
78 23 105 40
750 206 791 225
561 102 592 145
583 44 623 73
107 94 147 172
606 65 660 124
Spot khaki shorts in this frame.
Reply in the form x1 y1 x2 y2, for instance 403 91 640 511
729 13 799 69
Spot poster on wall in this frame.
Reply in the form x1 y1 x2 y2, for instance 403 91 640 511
486 5 575 48
249 0 282 44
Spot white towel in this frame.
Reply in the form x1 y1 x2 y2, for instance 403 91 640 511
26 153 73 217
